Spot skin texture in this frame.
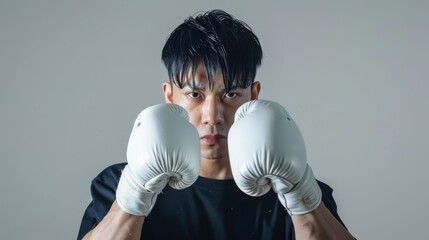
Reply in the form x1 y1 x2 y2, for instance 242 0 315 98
163 62 260 180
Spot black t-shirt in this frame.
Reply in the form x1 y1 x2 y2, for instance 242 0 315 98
78 163 346 240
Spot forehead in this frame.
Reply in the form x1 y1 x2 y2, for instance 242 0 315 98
183 63 229 89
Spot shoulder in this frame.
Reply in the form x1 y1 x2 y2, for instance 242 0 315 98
316 179 338 211
316 179 336 204
78 163 128 239
317 180 334 195
93 162 126 183
90 162 127 193
316 179 348 227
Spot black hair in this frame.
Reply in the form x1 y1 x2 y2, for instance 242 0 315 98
161 9 263 92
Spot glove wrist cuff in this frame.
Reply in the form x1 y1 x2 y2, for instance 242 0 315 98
280 165 322 215
116 166 158 216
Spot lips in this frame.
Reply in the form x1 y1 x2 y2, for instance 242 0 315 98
200 134 226 145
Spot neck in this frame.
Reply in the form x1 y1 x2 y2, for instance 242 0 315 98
199 157 233 180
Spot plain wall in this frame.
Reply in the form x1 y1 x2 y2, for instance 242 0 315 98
1 1 428 239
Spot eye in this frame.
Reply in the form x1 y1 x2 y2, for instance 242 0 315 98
224 92 238 99
188 92 201 99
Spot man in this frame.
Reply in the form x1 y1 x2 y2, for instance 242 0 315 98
78 10 355 239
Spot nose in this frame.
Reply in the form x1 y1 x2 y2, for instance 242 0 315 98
202 97 224 126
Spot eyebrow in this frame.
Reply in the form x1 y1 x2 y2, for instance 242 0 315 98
183 82 206 91
183 82 240 92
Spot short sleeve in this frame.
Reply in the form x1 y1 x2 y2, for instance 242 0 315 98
317 180 348 229
77 163 125 239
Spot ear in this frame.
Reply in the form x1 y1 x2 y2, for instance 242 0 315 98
251 81 261 100
162 82 174 103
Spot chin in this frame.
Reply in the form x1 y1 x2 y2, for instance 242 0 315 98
201 148 227 161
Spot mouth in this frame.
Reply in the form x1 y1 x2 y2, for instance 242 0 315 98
200 134 227 145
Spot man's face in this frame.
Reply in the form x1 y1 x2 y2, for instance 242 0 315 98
163 63 260 162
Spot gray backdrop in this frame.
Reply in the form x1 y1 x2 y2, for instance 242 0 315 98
1 1 428 239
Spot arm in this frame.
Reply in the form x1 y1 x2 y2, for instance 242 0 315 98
228 100 355 239
79 104 200 239
83 201 144 240
292 202 355 240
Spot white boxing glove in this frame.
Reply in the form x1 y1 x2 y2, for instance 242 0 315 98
116 104 200 216
228 100 322 215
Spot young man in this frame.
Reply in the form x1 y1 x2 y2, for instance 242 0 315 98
78 10 355 239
